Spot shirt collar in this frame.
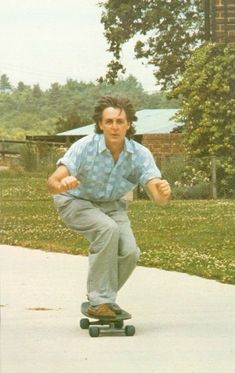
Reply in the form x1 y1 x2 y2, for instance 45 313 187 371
98 134 134 154
124 137 134 154
98 134 107 153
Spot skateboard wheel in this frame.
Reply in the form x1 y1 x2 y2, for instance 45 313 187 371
125 325 135 336
89 326 100 337
80 318 90 329
115 320 124 329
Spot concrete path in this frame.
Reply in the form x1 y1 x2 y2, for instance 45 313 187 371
1 245 235 373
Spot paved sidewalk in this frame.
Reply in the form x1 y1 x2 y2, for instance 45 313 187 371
1 244 235 373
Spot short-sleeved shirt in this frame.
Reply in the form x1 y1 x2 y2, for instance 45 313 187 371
57 133 161 201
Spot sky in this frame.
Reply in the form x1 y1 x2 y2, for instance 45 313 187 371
0 0 157 91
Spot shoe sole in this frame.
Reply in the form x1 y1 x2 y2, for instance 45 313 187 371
87 312 117 320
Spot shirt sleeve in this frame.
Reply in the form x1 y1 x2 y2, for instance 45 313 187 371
56 141 83 177
138 148 161 185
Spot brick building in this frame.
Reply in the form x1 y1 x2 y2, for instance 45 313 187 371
211 0 235 46
56 109 184 160
141 133 184 159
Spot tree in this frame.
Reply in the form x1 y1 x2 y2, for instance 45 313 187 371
0 75 178 138
170 43 235 196
99 75 146 109
0 74 13 93
55 112 89 132
48 82 62 106
99 0 204 89
16 81 30 92
32 84 43 99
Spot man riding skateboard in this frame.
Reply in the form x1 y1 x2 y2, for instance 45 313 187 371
47 95 171 319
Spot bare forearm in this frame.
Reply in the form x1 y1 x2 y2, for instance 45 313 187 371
47 177 63 194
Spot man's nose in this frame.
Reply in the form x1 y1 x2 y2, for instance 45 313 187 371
111 121 119 129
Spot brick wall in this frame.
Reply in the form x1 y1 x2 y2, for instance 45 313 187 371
212 0 235 46
141 133 184 158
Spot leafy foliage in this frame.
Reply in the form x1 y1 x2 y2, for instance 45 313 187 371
99 0 204 88
0 74 179 139
0 74 13 93
170 43 235 196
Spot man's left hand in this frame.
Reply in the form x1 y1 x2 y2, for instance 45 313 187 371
155 179 171 199
147 178 171 206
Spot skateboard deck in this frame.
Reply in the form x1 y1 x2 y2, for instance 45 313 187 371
80 301 135 337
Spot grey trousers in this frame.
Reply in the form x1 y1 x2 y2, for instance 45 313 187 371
53 195 140 306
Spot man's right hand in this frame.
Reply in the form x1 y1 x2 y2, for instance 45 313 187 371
59 176 80 192
47 165 80 194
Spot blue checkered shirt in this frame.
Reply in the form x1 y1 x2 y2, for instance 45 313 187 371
57 133 161 201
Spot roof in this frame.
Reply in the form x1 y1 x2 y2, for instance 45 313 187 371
57 109 182 136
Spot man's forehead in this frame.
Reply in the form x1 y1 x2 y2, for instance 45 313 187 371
102 107 127 118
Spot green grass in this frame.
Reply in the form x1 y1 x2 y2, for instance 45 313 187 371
1 173 235 284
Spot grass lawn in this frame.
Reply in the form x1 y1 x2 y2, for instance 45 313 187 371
1 173 235 284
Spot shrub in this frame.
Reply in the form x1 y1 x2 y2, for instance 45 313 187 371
170 43 235 197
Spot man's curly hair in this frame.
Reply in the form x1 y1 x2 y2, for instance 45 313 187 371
93 95 137 138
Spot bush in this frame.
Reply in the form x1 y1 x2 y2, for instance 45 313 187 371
19 143 67 173
172 182 211 199
170 43 235 197
161 155 186 186
20 144 38 171
161 155 212 199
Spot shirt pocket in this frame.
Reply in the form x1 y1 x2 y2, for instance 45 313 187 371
111 176 136 199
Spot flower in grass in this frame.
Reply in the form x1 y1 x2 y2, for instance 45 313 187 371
174 181 181 187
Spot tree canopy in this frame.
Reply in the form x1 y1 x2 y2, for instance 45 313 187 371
0 74 13 93
170 43 235 195
0 74 179 139
100 0 204 89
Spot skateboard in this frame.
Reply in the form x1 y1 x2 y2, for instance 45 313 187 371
80 302 135 337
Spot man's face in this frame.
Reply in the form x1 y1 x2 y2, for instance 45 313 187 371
99 107 130 148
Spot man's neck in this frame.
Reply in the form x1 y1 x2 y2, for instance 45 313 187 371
106 140 125 161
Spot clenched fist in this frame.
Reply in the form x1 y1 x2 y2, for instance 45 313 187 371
47 165 80 195
59 175 80 192
147 178 171 206
154 179 171 199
